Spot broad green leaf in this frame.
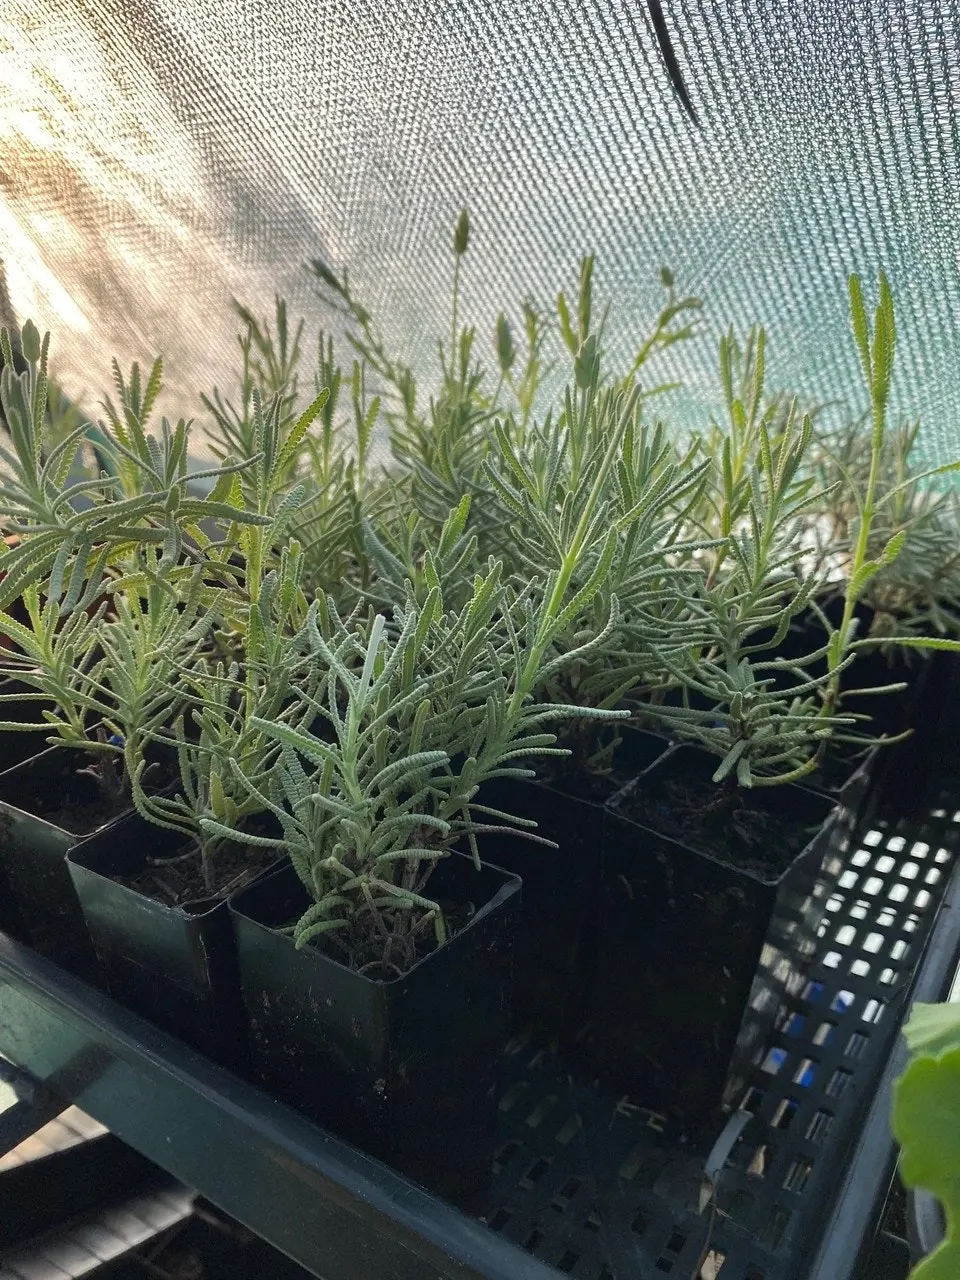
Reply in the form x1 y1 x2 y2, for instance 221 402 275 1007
894 1047 960 1280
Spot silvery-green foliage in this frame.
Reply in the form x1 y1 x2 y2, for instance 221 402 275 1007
204 533 624 973
0 548 211 806
645 400 855 786
486 385 711 722
0 579 102 750
132 539 322 890
202 298 305 477
0 321 269 618
202 300 378 605
650 274 960 787
807 414 960 642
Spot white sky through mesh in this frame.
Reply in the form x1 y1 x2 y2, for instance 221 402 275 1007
2 1 960 462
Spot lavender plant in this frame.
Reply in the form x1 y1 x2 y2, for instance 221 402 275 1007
202 503 628 973
646 274 960 787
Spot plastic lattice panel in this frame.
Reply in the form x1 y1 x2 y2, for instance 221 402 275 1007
4 3 960 462
483 776 960 1280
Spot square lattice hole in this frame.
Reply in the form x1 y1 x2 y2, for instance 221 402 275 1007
557 1249 580 1273
793 1058 817 1086
494 1139 521 1170
739 1086 765 1114
520 1156 552 1188
552 1177 583 1211
762 1047 788 1075
826 1067 853 1097
759 1206 792 1249
845 1032 869 1060
813 1020 836 1046
806 1109 835 1143
523 1229 546 1254
863 998 886 1024
783 1157 814 1194
772 1098 799 1130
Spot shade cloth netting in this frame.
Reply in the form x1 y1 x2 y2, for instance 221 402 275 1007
2 0 960 462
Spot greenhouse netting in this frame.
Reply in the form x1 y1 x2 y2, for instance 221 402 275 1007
3 1 960 459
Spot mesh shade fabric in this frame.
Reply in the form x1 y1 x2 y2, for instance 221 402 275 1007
2 0 960 461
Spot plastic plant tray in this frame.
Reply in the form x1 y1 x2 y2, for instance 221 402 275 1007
1 769 959 1280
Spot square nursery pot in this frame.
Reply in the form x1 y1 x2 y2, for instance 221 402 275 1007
0 745 117 973
476 728 669 1037
229 853 522 1213
801 746 879 835
0 678 57 773
67 810 278 1070
592 744 853 1128
0 680 58 937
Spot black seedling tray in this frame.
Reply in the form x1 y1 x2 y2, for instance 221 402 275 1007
1 766 959 1280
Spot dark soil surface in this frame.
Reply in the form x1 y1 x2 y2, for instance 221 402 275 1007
615 771 816 878
117 839 279 908
11 755 176 836
536 757 621 803
24 774 129 836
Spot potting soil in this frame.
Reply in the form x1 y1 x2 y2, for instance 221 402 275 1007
616 771 814 877
116 840 277 907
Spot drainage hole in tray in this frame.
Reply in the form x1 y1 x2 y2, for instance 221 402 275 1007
551 1176 583 1210
520 1155 551 1188
522 1228 545 1254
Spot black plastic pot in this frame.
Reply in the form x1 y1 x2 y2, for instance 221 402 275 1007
0 746 110 973
592 744 850 1126
67 810 265 1069
0 678 56 773
0 682 59 938
229 854 521 1212
475 728 669 1036
802 746 879 836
